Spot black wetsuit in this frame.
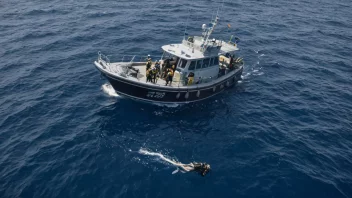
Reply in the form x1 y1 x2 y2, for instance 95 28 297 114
193 163 209 176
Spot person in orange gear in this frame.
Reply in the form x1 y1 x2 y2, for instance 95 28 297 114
165 68 174 86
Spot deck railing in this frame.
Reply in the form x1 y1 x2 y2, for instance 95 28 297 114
98 52 162 63
97 52 244 88
142 64 242 88
119 55 161 63
98 51 110 65
182 38 223 53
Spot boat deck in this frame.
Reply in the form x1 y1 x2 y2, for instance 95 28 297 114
109 63 183 87
134 65 183 87
102 58 243 89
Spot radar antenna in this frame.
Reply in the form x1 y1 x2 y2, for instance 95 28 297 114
183 9 191 40
201 0 224 48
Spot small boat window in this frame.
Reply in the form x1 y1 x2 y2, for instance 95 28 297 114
209 58 214 67
188 61 196 70
203 58 210 68
162 52 173 60
196 60 203 69
214 57 219 66
179 59 187 68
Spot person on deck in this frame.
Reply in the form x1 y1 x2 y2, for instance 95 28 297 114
146 68 152 83
229 55 234 71
146 59 152 71
187 72 195 85
151 67 157 83
165 68 174 86
146 54 152 62
155 61 161 74
161 60 168 79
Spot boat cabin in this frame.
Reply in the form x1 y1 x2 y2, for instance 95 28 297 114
159 34 239 85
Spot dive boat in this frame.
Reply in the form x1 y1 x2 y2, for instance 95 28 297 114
94 16 244 104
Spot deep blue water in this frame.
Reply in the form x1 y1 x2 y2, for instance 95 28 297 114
1 0 352 197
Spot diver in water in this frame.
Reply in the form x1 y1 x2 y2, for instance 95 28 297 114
175 162 211 176
138 149 211 176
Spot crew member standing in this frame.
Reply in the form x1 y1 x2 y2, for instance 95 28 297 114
146 59 152 71
151 67 157 83
165 68 174 86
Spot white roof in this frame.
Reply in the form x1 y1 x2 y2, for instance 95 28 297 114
161 38 239 60
162 43 205 60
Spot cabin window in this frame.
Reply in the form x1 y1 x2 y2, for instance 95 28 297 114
188 61 196 70
203 58 210 68
209 58 214 67
179 59 187 68
214 57 219 66
196 60 203 70
162 52 172 60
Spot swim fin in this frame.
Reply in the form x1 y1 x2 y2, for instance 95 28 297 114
172 168 179 174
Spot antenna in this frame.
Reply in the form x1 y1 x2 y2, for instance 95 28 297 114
216 4 220 17
199 0 224 51
216 0 224 18
183 9 191 40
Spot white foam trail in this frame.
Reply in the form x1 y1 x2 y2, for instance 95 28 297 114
101 83 119 97
152 102 181 108
242 73 251 79
138 148 181 167
253 72 264 76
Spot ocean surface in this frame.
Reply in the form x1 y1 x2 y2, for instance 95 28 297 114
1 0 352 197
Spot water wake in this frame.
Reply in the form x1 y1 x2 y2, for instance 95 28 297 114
151 102 181 108
138 148 181 167
101 83 119 97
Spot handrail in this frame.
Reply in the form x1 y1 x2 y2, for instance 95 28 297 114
142 65 242 88
182 38 223 53
100 54 161 63
97 51 243 87
98 51 111 65
98 51 112 72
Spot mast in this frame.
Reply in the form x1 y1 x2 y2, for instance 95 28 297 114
206 16 219 40
202 0 223 44
201 16 219 49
